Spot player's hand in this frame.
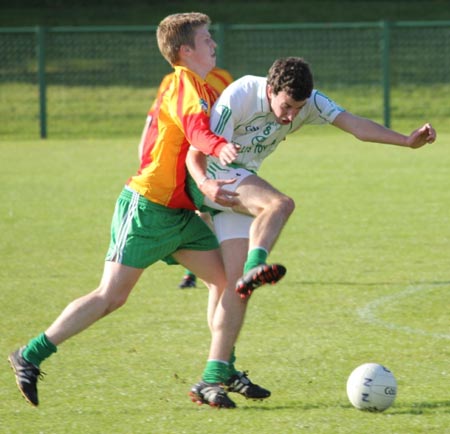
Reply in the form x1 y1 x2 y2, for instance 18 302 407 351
406 123 436 149
199 178 239 208
219 143 240 165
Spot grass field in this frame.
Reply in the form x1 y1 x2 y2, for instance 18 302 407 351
1 83 450 141
1 125 449 433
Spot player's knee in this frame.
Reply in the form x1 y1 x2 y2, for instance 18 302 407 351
273 194 295 217
95 287 130 315
205 280 227 295
107 295 129 313
283 195 296 216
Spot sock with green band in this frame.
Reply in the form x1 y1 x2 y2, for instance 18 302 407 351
202 360 230 383
22 332 57 367
243 247 268 273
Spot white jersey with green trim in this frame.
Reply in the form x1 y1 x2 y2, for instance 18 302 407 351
208 75 344 173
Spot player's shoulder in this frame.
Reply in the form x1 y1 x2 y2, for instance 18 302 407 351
234 75 265 86
158 72 175 89
174 66 203 84
172 66 213 97
225 75 266 95
310 89 340 105
306 89 336 109
303 89 344 121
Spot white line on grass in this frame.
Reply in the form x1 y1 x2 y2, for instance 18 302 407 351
357 282 450 340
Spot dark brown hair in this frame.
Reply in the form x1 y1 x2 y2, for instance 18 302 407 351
267 57 314 101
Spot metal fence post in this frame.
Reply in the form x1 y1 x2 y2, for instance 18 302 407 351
36 25 47 139
381 20 391 128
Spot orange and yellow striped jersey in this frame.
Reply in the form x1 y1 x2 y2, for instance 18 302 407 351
205 67 234 94
128 66 229 210
147 67 233 117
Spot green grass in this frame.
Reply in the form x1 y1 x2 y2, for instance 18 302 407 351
1 127 449 433
0 83 155 140
1 83 450 141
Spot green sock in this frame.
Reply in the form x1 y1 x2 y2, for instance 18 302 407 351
22 333 57 367
184 269 195 278
244 247 268 273
202 360 229 383
228 347 239 377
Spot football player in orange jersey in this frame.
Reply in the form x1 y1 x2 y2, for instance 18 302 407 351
138 67 234 289
9 12 255 410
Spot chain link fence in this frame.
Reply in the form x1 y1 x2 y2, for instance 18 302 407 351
1 21 449 139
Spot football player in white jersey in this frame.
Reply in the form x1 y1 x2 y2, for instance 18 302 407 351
190 56 435 295
187 57 436 400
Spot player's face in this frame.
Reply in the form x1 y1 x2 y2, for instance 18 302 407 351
188 25 217 77
267 87 307 125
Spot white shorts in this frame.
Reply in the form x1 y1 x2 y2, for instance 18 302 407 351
204 165 255 243
203 165 253 211
213 211 254 243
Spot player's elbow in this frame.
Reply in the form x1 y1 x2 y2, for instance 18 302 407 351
352 130 372 142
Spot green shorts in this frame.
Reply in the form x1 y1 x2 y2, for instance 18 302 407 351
186 173 218 215
105 187 219 269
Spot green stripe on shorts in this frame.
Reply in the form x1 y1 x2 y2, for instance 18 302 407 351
106 187 219 268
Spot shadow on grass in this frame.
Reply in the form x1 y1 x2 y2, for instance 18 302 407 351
292 280 450 288
226 400 450 414
388 400 450 415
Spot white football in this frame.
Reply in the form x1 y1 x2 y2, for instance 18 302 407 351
346 363 397 412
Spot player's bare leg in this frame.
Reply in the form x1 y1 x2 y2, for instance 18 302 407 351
177 213 213 289
231 175 292 297
213 238 271 399
174 247 237 408
233 175 295 252
45 262 144 345
9 262 144 406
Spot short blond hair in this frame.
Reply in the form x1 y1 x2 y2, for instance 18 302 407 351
157 12 211 66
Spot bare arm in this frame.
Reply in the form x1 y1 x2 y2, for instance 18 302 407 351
332 112 436 148
186 148 239 207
